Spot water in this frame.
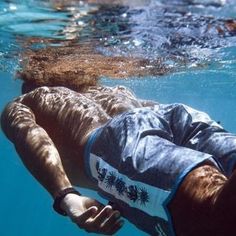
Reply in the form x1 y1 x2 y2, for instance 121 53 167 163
0 1 236 235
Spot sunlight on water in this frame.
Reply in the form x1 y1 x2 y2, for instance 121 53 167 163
1 0 236 72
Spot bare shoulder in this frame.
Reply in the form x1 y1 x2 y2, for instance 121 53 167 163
19 86 92 113
84 85 143 116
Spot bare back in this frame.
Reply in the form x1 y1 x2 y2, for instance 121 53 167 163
2 85 144 189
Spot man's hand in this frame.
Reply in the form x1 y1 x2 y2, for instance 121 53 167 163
61 194 124 235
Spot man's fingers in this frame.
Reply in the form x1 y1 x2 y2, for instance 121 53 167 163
100 210 124 234
73 206 98 227
72 205 124 234
108 219 124 235
91 205 114 226
91 206 124 234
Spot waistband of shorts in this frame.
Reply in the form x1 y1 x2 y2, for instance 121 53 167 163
83 127 103 182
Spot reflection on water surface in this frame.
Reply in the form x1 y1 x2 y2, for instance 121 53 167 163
0 0 236 79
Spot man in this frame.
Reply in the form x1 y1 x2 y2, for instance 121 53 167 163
1 84 236 236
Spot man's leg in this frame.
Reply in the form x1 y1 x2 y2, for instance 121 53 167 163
152 103 236 235
169 164 227 236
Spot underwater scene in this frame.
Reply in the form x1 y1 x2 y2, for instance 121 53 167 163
0 0 236 235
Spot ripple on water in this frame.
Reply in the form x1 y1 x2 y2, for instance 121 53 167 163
0 0 236 74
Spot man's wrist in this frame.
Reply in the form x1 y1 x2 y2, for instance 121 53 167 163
53 187 81 216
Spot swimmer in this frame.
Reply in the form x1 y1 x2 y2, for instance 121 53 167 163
1 84 236 236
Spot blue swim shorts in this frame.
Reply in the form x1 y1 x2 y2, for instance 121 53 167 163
83 105 234 236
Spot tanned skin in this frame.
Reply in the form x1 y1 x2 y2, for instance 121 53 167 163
1 85 234 235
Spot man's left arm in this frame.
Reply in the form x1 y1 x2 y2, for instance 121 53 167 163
1 100 72 197
1 99 124 235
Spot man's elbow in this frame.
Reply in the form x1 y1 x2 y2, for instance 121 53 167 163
1 102 14 140
1 101 35 143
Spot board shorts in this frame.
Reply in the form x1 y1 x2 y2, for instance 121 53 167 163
83 103 236 236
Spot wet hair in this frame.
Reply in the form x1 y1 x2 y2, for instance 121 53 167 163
18 46 98 92
17 44 167 93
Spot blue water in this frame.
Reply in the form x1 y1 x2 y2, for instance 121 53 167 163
0 1 236 236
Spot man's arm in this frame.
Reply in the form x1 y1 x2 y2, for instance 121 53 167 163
1 100 72 197
1 99 124 234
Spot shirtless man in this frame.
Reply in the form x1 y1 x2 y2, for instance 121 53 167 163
1 85 236 236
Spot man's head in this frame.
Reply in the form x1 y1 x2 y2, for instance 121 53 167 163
17 44 167 93
17 45 98 92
